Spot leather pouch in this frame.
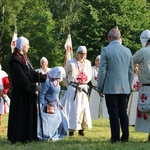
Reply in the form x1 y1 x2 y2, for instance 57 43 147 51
47 104 54 114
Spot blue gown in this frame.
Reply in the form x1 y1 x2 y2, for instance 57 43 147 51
37 76 68 141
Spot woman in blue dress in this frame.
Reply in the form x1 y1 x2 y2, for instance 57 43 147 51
37 66 68 141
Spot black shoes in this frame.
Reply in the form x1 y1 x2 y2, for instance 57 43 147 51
78 130 85 136
111 138 128 143
111 139 120 143
148 134 150 141
69 131 74 136
69 130 85 136
121 139 128 142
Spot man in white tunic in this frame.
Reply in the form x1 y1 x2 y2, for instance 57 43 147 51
133 29 150 141
61 46 92 136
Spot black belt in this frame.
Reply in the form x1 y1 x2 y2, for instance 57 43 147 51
44 98 57 105
92 86 97 88
142 84 150 86
70 82 88 95
70 81 87 85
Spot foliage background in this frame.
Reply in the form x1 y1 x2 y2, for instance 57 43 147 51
0 0 150 72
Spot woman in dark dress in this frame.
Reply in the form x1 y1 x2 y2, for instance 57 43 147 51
7 36 46 143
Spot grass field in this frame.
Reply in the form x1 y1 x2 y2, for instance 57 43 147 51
0 114 150 150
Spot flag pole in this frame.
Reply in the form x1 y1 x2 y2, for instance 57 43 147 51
14 16 17 34
65 26 71 65
114 21 118 30
11 16 18 53
114 21 122 43
68 25 70 34
64 25 72 66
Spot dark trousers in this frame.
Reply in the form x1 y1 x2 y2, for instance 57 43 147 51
105 94 129 142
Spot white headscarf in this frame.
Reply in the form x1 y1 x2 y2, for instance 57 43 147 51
140 30 150 47
47 66 66 82
76 46 87 54
40 57 48 64
0 64 2 70
95 55 101 60
16 36 29 50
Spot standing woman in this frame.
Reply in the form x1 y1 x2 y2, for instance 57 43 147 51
61 46 92 136
7 36 46 143
36 57 51 74
89 55 109 119
0 64 10 125
127 64 139 126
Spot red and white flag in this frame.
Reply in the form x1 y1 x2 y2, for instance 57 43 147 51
11 29 17 53
64 34 73 66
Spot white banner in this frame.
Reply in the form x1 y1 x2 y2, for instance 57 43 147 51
11 30 17 53
64 34 73 65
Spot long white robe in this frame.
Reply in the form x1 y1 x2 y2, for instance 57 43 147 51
127 74 139 126
135 86 150 132
89 66 109 119
61 58 92 130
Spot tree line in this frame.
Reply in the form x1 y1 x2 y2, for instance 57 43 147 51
0 0 150 74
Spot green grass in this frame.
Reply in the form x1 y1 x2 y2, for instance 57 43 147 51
0 114 150 150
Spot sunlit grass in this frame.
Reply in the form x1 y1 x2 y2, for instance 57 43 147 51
0 114 150 150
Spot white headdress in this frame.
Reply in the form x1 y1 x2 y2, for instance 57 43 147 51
47 66 66 82
95 55 101 60
40 57 48 64
76 46 87 54
140 30 150 47
16 36 29 50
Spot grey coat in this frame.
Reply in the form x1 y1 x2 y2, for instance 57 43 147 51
97 40 134 94
133 46 150 84
133 46 150 133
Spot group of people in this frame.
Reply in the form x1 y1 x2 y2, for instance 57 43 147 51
2 27 150 144
97 28 150 143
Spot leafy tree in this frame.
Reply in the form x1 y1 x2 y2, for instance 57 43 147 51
70 0 150 63
48 0 84 61
0 0 63 74
0 0 27 71
15 0 61 69
1 0 150 73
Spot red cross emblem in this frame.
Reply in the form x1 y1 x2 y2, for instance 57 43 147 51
140 94 147 102
95 76 98 81
11 41 16 47
66 45 72 52
77 72 88 83
133 81 139 90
